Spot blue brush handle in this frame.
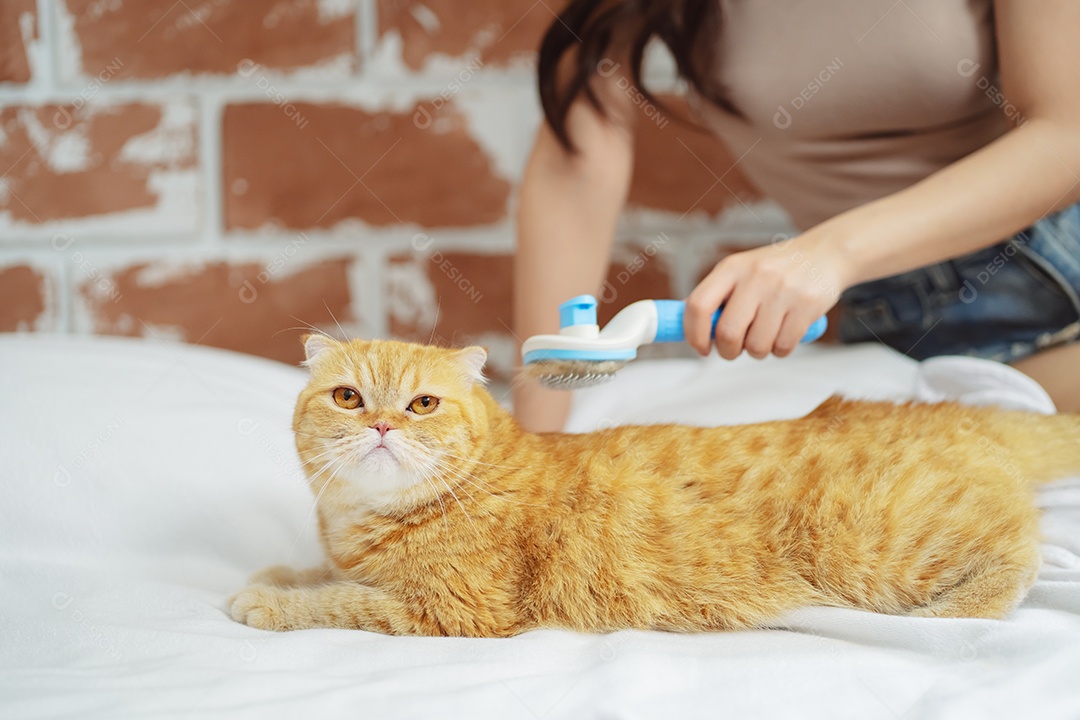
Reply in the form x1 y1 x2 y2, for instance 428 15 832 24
654 300 828 344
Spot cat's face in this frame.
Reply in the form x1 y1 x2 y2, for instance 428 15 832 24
292 335 488 512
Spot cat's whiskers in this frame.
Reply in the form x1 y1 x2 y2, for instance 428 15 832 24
311 450 353 501
427 298 441 346
432 448 526 471
430 462 485 509
442 464 528 503
285 450 352 561
422 452 542 508
323 301 349 341
300 440 359 484
407 451 471 530
387 441 451 530
435 474 480 536
421 455 525 514
394 434 467 475
421 474 450 534
294 430 347 441
284 315 324 336
298 444 342 470
401 442 485 530
303 455 350 497
418 438 529 480
322 435 450 517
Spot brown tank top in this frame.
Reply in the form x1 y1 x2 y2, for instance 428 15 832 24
692 0 1008 230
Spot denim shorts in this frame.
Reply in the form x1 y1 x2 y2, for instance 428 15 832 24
838 202 1080 363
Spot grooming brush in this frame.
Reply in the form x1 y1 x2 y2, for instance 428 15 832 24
521 295 829 390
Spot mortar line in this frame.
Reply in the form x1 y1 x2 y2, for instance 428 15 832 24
357 0 379 69
40 0 60 91
200 90 224 249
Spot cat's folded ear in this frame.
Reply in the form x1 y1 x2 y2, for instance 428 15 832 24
454 346 488 385
301 333 337 371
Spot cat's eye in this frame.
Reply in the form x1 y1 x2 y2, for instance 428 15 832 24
408 395 439 415
332 387 363 410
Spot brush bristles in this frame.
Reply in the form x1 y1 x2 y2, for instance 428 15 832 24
521 360 628 390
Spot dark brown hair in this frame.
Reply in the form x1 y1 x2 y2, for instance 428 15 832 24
537 0 731 152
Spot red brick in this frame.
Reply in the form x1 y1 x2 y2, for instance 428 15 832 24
386 243 672 374
81 258 356 365
223 102 510 230
378 0 550 70
628 96 761 216
0 103 196 224
61 0 355 79
0 264 52 331
0 0 35 83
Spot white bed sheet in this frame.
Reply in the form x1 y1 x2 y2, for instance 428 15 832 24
1 335 1079 719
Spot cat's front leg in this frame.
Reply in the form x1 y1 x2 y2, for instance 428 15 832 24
228 581 425 634
248 562 336 587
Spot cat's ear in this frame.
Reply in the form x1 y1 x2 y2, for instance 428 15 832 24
454 346 488 385
301 333 336 371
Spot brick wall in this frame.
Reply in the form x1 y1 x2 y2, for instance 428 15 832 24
0 0 791 379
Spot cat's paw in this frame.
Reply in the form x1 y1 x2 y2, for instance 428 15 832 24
229 585 289 631
249 565 302 587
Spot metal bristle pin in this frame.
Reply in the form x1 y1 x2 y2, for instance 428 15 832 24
537 370 618 390
523 359 628 390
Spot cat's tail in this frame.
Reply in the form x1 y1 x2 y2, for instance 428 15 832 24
983 410 1080 484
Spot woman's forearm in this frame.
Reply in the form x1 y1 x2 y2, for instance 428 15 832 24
514 123 632 341
512 107 635 432
811 118 1080 287
684 116 1080 358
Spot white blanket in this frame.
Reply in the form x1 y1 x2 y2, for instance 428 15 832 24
2 336 1078 719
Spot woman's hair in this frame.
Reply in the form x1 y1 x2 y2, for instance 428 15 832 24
537 0 733 152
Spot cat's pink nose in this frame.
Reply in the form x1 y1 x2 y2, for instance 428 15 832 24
371 421 392 437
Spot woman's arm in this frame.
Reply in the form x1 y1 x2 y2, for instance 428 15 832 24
513 83 636 432
684 0 1080 360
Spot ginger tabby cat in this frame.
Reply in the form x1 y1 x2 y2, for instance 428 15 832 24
229 336 1080 636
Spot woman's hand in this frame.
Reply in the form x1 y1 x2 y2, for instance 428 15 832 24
684 234 856 360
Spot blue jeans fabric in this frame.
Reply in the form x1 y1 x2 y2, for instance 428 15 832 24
838 202 1080 363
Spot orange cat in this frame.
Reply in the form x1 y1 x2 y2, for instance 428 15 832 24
229 337 1080 636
